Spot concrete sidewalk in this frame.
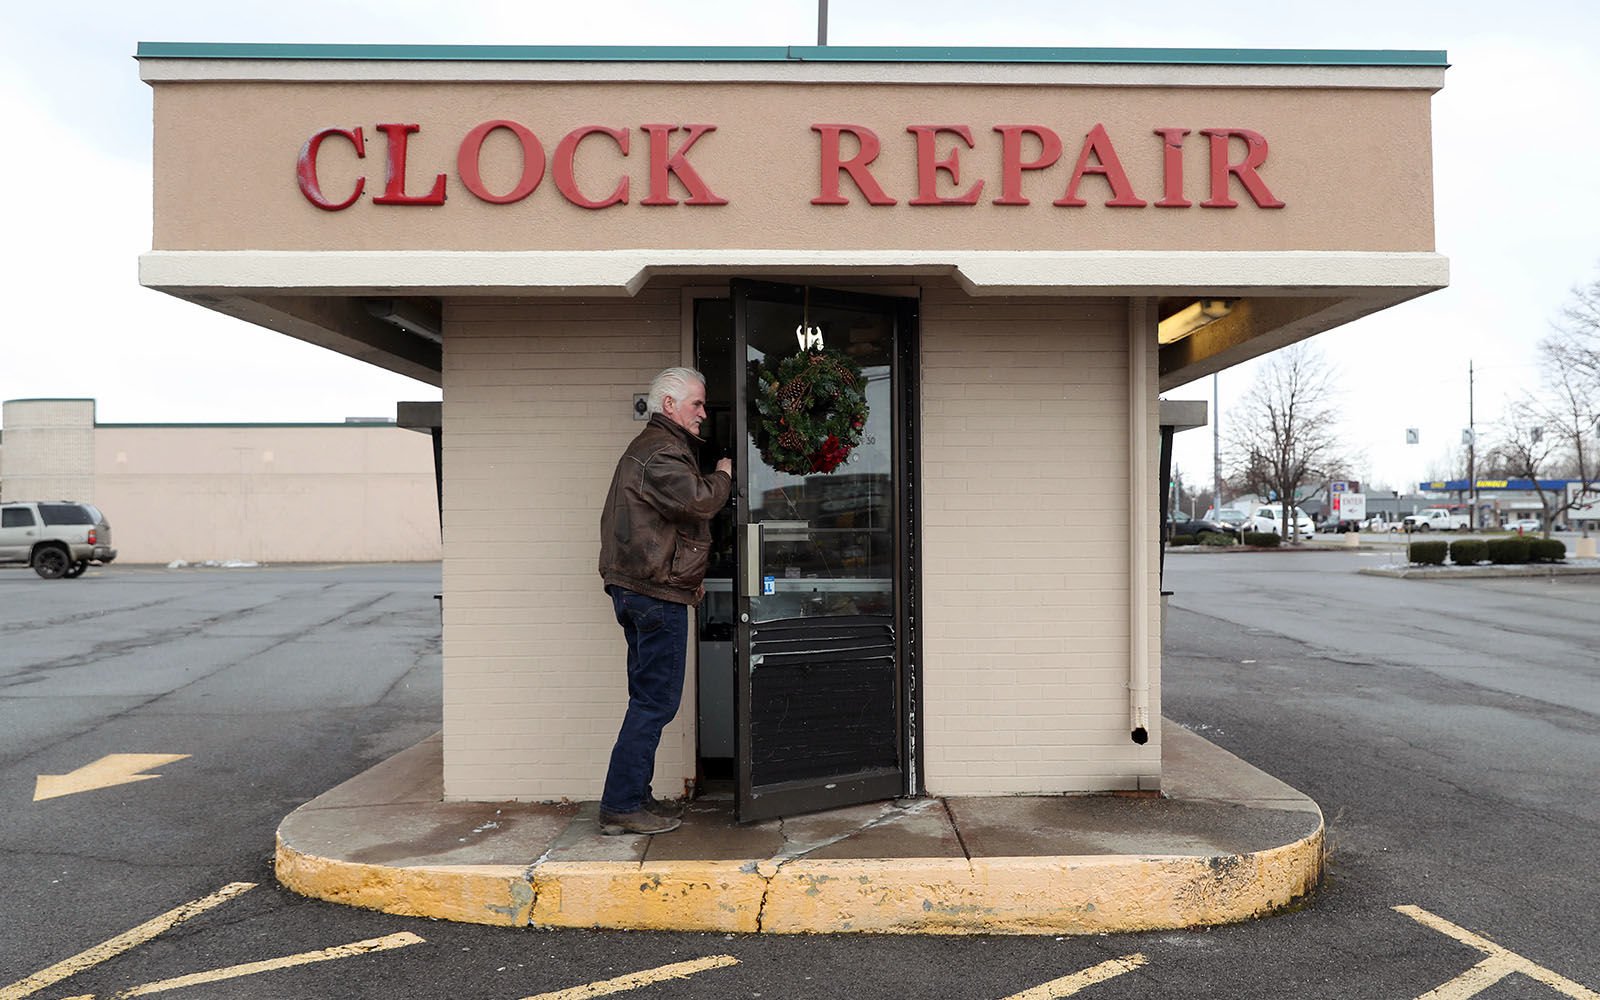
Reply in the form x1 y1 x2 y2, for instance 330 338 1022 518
275 722 1323 934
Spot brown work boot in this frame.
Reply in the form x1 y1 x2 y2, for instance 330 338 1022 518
598 808 681 836
646 796 685 819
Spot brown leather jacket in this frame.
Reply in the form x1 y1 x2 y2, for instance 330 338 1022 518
599 414 733 605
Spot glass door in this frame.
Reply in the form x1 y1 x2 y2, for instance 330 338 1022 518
732 280 917 822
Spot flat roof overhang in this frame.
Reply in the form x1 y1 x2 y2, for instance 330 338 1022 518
138 249 1447 390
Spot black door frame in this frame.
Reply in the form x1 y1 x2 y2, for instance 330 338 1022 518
727 279 924 822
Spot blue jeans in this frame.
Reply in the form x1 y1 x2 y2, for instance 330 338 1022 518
600 586 689 815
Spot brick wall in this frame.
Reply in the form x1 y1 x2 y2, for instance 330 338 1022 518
918 288 1162 794
440 290 689 801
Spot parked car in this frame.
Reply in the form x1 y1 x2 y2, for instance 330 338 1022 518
1403 507 1470 532
1247 504 1315 538
1166 510 1240 541
1214 509 1250 531
1502 518 1543 534
1363 516 1402 533
0 501 117 579
1316 518 1360 534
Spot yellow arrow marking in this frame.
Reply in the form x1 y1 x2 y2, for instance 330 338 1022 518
110 931 425 997
518 955 740 1000
34 755 191 802
1000 954 1149 999
0 882 254 1000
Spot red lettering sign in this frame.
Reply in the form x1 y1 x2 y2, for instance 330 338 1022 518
372 123 447 206
457 120 545 205
1054 123 1146 208
907 125 983 206
993 125 1062 206
554 126 630 209
811 124 896 206
1200 128 1284 208
640 124 727 206
296 126 366 211
1153 128 1191 208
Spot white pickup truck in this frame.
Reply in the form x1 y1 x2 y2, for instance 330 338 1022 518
1403 508 1469 532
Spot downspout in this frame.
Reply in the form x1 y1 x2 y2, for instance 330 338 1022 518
1128 299 1151 745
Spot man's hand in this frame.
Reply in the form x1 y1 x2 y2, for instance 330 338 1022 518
715 457 733 478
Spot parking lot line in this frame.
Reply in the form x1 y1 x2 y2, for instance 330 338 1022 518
517 955 740 1000
114 931 425 997
1395 905 1599 999
999 954 1148 999
0 882 255 1000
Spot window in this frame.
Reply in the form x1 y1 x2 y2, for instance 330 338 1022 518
39 503 94 526
2 507 37 528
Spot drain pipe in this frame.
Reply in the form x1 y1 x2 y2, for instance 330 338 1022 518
1128 300 1151 745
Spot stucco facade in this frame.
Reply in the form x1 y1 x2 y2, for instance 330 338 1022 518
137 44 1446 810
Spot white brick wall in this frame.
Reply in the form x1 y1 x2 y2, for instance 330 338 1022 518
918 288 1162 794
439 285 1163 801
441 291 691 802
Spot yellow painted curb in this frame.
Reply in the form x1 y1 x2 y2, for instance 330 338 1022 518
756 821 1323 935
530 861 767 933
277 818 1322 935
274 835 534 927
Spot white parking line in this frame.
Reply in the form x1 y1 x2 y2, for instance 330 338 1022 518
1000 954 1149 999
110 931 425 997
517 956 740 1000
1396 905 1600 999
0 882 256 1000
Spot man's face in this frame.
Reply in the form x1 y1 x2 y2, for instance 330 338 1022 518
663 380 708 436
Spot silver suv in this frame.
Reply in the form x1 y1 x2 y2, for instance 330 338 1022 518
0 501 117 579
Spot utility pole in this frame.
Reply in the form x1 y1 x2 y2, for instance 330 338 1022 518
1468 360 1477 531
817 0 828 45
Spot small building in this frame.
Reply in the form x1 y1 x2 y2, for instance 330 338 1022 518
0 398 440 564
136 44 1447 817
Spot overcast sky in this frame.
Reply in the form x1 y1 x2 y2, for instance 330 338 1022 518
5 1 1598 493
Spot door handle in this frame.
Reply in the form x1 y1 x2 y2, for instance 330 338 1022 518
744 523 762 597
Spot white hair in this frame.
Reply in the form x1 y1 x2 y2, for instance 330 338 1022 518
647 367 706 415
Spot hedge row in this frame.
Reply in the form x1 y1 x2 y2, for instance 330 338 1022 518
1409 537 1567 566
1242 531 1281 548
1170 534 1197 547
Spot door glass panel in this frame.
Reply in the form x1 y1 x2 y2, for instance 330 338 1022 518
743 297 896 624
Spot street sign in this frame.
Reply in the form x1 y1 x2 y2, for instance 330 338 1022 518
1330 481 1347 493
1566 482 1600 520
1406 429 1419 444
1341 493 1367 522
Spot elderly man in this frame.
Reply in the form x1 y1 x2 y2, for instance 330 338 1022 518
597 367 733 835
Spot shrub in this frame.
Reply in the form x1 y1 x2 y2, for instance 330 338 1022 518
1242 531 1281 548
1169 534 1197 547
1198 532 1237 546
1529 538 1566 563
1486 537 1531 564
1449 539 1487 566
1409 541 1448 566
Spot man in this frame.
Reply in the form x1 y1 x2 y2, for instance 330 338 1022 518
597 367 733 835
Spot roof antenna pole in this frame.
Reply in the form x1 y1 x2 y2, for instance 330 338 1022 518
817 0 828 46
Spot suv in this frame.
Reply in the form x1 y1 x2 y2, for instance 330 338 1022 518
0 501 117 579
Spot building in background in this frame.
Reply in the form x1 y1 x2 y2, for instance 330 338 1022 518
0 398 440 564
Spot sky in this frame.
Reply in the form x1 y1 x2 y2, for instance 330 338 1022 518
4 1 1598 493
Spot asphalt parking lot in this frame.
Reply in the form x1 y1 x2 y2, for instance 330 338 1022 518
2 559 1597 999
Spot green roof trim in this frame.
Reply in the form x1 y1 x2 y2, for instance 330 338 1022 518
135 42 1448 67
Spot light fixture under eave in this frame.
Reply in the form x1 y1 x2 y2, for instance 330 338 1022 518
366 298 443 343
1158 299 1234 345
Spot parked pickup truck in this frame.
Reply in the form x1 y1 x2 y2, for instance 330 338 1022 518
1403 508 1470 532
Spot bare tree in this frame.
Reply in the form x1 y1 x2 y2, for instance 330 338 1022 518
1224 344 1349 541
1490 272 1600 535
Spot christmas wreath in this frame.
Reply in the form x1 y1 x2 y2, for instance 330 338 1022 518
750 347 869 475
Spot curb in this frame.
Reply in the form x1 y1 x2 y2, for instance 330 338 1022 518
1358 563 1600 580
275 814 1324 935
